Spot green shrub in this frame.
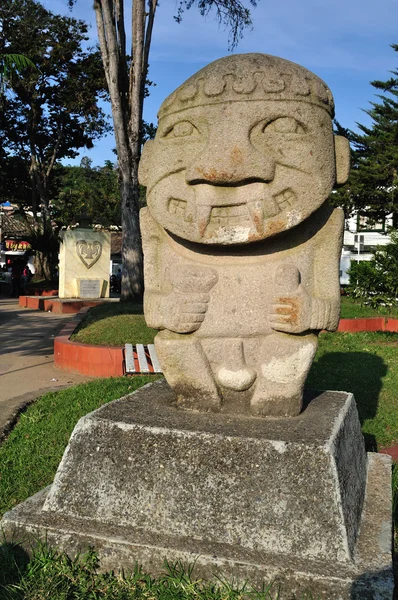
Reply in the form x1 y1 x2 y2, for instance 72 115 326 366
348 230 398 307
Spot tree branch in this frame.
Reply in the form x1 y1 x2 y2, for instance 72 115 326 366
94 0 130 162
130 0 146 152
115 0 126 60
143 0 157 94
46 127 64 179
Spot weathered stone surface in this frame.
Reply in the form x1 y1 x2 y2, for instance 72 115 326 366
1 382 393 598
138 54 351 417
59 229 110 299
3 53 392 600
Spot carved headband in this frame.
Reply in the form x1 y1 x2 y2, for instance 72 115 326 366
158 54 334 119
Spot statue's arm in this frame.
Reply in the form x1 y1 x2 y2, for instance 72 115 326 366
311 207 344 332
140 208 215 333
269 205 344 334
140 207 167 330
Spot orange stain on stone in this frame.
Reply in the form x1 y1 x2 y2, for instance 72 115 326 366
266 219 286 236
276 297 299 325
197 167 230 182
230 146 244 166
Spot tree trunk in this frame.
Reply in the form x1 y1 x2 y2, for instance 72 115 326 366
94 0 146 302
33 251 52 281
120 172 143 300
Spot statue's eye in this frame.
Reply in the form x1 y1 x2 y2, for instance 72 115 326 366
264 117 306 134
163 121 199 138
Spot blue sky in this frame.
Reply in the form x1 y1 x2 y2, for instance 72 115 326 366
42 0 398 167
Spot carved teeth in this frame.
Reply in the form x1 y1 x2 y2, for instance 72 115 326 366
209 204 251 228
168 198 187 217
184 200 197 223
247 201 264 235
273 188 296 210
167 187 297 238
196 206 212 237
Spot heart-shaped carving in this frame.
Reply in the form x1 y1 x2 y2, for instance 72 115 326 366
76 240 102 269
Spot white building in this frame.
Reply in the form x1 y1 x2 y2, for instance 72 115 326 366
340 213 393 285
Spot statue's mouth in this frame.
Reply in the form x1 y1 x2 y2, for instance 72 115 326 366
169 199 252 227
167 186 297 240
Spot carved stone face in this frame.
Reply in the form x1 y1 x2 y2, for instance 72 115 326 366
139 54 349 245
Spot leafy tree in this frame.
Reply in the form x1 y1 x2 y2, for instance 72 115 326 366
0 0 110 277
70 0 257 301
0 53 37 95
348 231 398 307
331 44 398 226
52 159 121 228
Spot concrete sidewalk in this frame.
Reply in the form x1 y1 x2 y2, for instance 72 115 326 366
0 296 90 436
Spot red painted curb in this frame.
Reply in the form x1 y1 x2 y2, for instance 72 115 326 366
54 308 125 377
337 317 398 333
53 313 398 379
19 295 104 314
379 447 398 462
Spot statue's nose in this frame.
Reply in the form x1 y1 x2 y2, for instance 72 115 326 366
186 138 275 186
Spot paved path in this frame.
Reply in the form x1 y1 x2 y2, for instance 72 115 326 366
0 296 89 436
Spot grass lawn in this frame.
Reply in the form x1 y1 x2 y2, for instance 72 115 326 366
340 296 398 319
308 331 398 449
71 301 157 346
71 298 398 348
0 543 298 600
1 331 397 598
0 377 158 519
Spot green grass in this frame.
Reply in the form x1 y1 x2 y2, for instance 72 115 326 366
0 377 157 519
0 332 397 521
308 331 398 448
0 332 397 598
71 298 398 348
340 296 398 319
0 543 320 600
26 278 58 291
71 301 157 346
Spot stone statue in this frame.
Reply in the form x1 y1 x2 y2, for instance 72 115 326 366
139 53 350 417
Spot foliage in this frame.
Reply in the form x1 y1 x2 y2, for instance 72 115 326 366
347 230 398 307
340 296 398 318
331 44 398 223
0 53 37 96
67 0 259 301
0 0 110 276
52 159 121 228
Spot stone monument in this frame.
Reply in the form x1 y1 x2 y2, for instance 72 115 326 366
139 53 349 417
1 55 393 599
58 228 111 299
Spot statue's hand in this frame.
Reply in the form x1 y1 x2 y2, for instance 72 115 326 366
270 286 312 334
159 265 218 333
162 291 210 333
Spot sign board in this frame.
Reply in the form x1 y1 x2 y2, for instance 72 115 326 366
5 239 31 252
78 279 102 298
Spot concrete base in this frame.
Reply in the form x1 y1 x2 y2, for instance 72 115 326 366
1 381 394 599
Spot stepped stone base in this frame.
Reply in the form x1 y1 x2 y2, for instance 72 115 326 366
1 381 394 599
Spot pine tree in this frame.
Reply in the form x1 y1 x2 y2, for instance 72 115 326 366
331 44 398 227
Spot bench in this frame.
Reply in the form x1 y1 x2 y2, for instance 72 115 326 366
124 343 162 374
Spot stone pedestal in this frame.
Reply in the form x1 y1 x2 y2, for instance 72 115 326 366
1 381 393 599
59 229 110 299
